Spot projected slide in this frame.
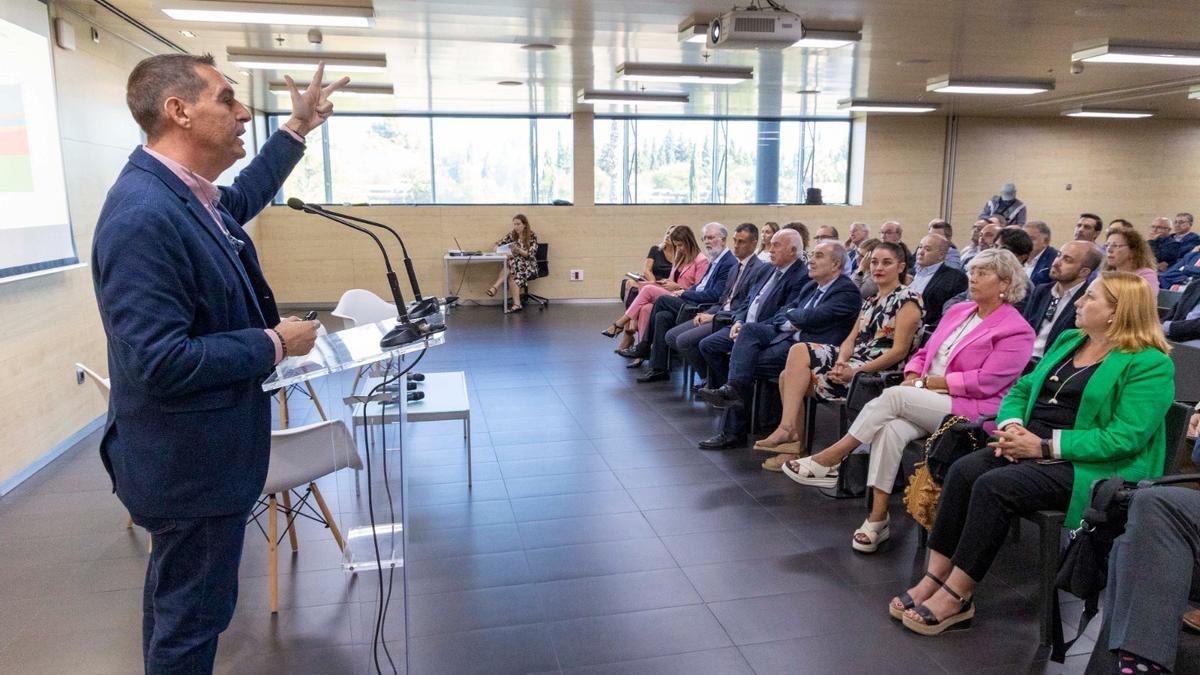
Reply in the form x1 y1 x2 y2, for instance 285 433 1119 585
0 7 76 282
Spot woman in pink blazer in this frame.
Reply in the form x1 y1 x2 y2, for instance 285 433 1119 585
782 249 1035 553
602 226 709 341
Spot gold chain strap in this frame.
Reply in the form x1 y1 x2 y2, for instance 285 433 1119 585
922 415 970 461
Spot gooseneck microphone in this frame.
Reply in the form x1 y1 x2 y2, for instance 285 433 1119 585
302 205 441 321
286 198 434 348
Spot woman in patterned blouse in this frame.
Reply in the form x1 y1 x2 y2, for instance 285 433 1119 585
487 214 540 312
755 242 923 472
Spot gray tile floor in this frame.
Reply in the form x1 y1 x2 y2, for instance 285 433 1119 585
2 303 1198 674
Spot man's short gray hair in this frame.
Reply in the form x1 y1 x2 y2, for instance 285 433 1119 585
1024 220 1052 241
127 53 217 141
966 248 1028 304
703 222 728 240
773 228 802 255
817 240 846 268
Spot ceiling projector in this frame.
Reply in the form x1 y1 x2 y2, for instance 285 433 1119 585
707 7 803 49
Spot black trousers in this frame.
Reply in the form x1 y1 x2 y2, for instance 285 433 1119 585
131 509 251 674
927 449 1073 582
645 294 691 361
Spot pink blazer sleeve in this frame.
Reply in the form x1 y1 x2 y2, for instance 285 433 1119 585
944 311 1035 401
678 253 710 288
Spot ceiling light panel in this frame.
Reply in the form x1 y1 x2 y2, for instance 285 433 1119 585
617 62 753 84
162 1 373 28
1062 107 1153 118
1073 40 1200 66
926 76 1054 95
838 99 939 113
269 81 394 97
227 47 387 72
793 27 862 49
577 89 688 106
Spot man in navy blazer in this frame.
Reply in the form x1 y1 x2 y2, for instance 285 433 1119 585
616 222 736 359
92 54 345 672
1023 221 1057 286
640 223 767 381
697 241 860 447
1162 278 1200 343
1020 241 1101 359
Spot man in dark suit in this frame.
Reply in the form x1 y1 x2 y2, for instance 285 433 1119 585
1155 212 1200 270
696 241 860 448
1163 277 1200 343
640 223 767 382
92 54 345 672
910 233 967 327
617 222 737 359
1021 241 1102 358
1022 220 1057 285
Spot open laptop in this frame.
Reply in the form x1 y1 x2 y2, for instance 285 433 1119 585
450 236 482 256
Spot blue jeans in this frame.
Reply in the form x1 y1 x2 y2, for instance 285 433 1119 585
131 509 251 674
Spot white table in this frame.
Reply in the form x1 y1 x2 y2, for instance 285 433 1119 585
353 371 474 484
443 252 510 313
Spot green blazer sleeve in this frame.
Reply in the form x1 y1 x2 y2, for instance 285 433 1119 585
1056 349 1175 463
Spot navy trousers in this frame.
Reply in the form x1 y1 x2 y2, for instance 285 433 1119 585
698 326 735 387
647 295 693 369
132 509 251 674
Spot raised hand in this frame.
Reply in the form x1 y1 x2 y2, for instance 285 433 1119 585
283 62 350 136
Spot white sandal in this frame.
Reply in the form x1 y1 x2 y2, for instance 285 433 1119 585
852 516 890 553
781 456 839 488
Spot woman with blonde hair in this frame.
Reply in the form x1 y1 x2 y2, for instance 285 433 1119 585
757 222 778 262
892 271 1174 636
601 226 707 350
1103 227 1159 294
487 214 539 312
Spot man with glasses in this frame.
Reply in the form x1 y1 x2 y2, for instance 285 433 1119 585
1155 213 1199 270
1021 241 1102 358
1149 217 1172 270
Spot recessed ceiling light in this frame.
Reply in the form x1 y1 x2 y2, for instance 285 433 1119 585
577 89 688 106
1062 106 1153 118
497 80 524 87
162 1 374 28
179 29 197 38
926 75 1054 95
795 89 821 94
227 47 387 72
793 26 861 49
617 62 753 84
1073 39 1200 66
269 81 394 98
1074 4 1129 18
521 43 556 51
838 99 940 113
896 58 933 66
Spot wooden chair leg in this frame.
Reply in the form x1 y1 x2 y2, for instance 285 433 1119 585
304 381 328 421
268 494 279 614
310 482 345 551
279 387 290 429
126 514 133 529
281 490 299 553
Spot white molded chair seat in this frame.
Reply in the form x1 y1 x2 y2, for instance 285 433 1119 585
331 288 396 329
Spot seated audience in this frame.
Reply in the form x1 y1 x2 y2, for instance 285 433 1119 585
845 222 869 274
783 249 1034 552
1162 276 1200 344
1074 212 1104 245
1159 244 1200 291
851 238 883 298
1109 218 1133 230
964 221 1001 267
979 182 1027 225
1148 216 1173 271
601 225 712 351
1022 241 1103 359
1086 485 1200 674
1155 213 1200 270
911 233 968 327
1104 227 1160 294
620 225 677 310
891 272 1173 636
995 227 1033 265
1022 220 1056 285
695 241 859 449
639 223 766 381
960 219 987 265
782 222 811 265
487 214 539 312
750 242 922 469
928 219 962 269
691 229 809 448
814 225 840 243
757 221 778 263
880 220 903 245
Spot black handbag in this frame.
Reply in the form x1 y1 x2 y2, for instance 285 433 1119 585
925 415 990 483
1049 473 1200 662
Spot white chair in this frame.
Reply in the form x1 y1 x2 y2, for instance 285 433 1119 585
254 419 364 613
75 363 140 535
331 289 399 392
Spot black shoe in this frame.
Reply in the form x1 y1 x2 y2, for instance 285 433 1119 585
691 380 709 392
625 358 645 369
698 432 748 450
696 384 744 409
637 369 669 383
616 344 650 359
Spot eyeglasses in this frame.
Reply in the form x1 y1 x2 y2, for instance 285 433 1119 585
1106 242 1129 249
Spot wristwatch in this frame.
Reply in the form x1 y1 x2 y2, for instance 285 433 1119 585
913 377 926 389
1040 438 1052 459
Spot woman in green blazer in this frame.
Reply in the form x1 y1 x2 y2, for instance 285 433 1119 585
891 271 1175 636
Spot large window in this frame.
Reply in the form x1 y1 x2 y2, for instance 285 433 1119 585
594 116 850 205
270 115 572 205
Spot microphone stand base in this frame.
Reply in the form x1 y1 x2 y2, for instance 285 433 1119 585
379 318 449 349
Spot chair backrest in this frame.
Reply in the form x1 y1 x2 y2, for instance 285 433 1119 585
1163 401 1192 475
263 420 363 494
1158 288 1183 312
331 289 396 329
1170 344 1200 405
534 242 550 278
75 363 111 402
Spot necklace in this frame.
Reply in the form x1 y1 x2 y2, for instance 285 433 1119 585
939 311 979 356
1046 356 1103 405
